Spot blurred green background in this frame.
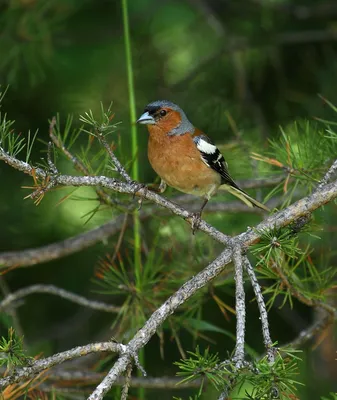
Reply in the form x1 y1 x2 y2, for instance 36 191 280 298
0 0 337 399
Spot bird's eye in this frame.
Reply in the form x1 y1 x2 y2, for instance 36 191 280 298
159 109 167 117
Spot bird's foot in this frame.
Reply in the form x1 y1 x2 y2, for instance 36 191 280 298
190 212 202 235
132 182 148 210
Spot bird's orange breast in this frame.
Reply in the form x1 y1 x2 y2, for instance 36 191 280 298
147 126 221 197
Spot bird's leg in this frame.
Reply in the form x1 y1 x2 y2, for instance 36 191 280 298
132 180 167 210
191 198 209 234
146 179 167 194
131 181 149 211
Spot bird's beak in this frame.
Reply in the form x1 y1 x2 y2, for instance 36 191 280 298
136 111 155 125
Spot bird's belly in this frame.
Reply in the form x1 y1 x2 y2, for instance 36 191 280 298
148 140 221 197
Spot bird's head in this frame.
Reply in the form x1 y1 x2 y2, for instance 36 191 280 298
136 100 195 136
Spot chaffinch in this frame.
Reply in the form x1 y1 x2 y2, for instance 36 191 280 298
137 100 269 216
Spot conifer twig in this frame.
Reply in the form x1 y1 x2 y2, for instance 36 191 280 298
244 257 275 362
49 116 123 208
232 244 246 367
121 363 133 400
96 131 132 183
315 159 337 191
0 284 121 313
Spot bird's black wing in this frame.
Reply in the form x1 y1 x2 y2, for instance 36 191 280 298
192 134 242 190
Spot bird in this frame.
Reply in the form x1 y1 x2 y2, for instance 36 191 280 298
136 100 269 219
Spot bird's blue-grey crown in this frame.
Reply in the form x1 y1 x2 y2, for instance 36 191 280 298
137 100 195 136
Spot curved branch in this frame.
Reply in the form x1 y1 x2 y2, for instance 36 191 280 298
0 284 121 313
0 215 126 269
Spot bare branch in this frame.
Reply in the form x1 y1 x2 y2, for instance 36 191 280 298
0 341 125 390
0 284 121 313
121 363 132 400
232 244 246 367
0 215 126 268
315 159 337 192
96 132 132 183
244 257 274 362
49 118 123 208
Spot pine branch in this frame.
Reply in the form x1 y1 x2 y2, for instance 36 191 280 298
0 284 121 313
120 363 132 400
244 257 275 362
1 129 337 398
0 341 125 390
232 244 246 367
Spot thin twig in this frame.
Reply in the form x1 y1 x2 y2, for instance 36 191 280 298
243 257 274 362
0 284 121 313
49 117 122 208
232 244 246 367
315 159 337 192
96 132 132 183
121 363 132 400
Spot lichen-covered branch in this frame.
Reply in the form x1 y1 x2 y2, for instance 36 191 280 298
232 244 246 367
0 284 121 313
0 341 125 390
244 257 275 362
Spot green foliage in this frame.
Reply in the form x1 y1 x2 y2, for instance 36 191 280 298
251 226 304 261
0 1 88 86
93 242 208 342
175 346 226 394
0 87 38 162
0 327 31 369
175 346 303 399
79 102 121 138
250 225 336 310
321 393 337 400
255 119 337 206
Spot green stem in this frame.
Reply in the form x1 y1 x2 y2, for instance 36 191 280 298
121 0 141 275
122 1 144 398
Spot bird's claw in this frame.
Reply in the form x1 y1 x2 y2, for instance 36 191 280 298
132 182 148 210
190 212 202 235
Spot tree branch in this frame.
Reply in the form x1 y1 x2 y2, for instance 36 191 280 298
0 284 121 313
232 244 246 367
120 363 132 400
244 257 274 362
0 342 125 390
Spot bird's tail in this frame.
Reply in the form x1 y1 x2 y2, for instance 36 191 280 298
219 184 270 212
